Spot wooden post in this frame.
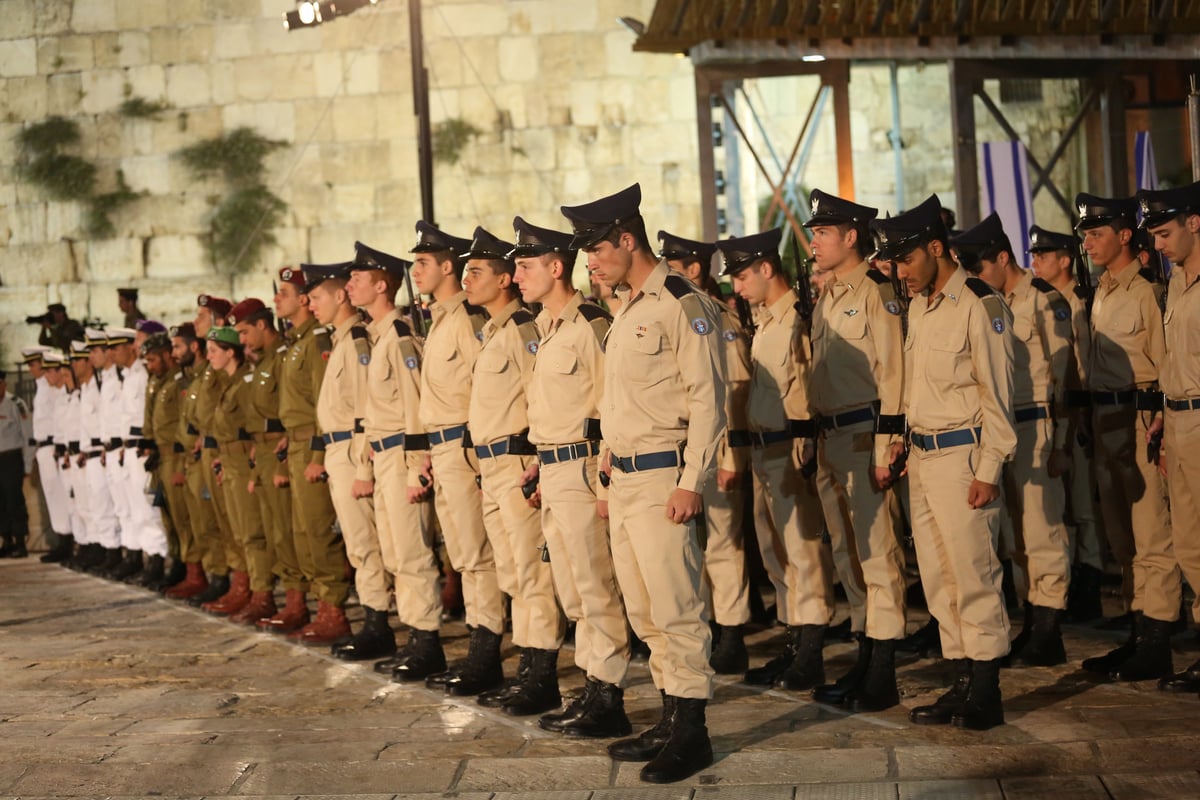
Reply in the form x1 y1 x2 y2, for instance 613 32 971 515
949 59 980 226
1099 65 1129 197
695 69 719 241
829 60 855 201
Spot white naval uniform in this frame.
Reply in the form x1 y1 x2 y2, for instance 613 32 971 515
81 376 120 549
32 377 71 535
98 365 132 547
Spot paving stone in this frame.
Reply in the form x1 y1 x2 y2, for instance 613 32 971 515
999 775 1110 800
235 759 459 795
591 787 695 800
491 792 593 800
794 784 897 800
693 787 795 800
892 742 1098 780
897 779 1002 799
1095 735 1200 772
1101 771 1200 799
457 755 613 792
8 762 248 796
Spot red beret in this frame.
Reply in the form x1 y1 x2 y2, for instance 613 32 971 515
278 266 306 288
227 298 268 326
197 294 233 318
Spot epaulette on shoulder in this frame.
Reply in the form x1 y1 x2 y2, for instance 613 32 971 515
865 268 890 285
350 324 370 365
464 302 488 340
314 326 333 355
511 308 541 354
964 276 995 299
1030 277 1056 294
511 308 536 327
578 302 611 345
664 272 697 299
393 318 412 339
1073 284 1090 300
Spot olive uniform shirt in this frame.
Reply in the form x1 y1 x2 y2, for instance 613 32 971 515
279 317 330 466
246 340 289 480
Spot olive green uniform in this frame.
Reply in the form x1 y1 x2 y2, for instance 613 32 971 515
247 340 299 590
179 361 222 575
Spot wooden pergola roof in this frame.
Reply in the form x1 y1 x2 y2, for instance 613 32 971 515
635 0 1200 60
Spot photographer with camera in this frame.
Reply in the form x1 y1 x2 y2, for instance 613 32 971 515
28 304 84 353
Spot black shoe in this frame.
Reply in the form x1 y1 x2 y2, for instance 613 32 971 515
910 659 971 726
630 631 651 661
135 555 166 590
1006 603 1033 663
709 624 748 675
897 618 942 658
6 540 28 559
111 549 145 582
391 628 447 681
444 626 504 697
608 691 674 762
332 607 396 661
41 535 74 564
1081 613 1138 675
477 648 530 706
1064 564 1104 623
744 625 801 686
550 680 633 739
188 573 231 607
1158 657 1200 693
639 697 713 784
1017 605 1067 667
1110 615 1174 681
776 624 825 691
813 634 870 705
501 649 561 717
846 638 900 712
0 539 14 558
952 659 1005 730
158 559 188 592
540 678 600 732
87 547 123 577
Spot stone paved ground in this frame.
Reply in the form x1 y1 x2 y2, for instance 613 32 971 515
2 559 1199 799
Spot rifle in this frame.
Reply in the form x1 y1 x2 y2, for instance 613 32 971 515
733 296 756 338
788 234 814 328
884 261 911 482
1074 242 1095 320
402 266 427 338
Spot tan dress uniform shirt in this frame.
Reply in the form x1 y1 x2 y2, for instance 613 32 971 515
602 260 726 495
279 316 330 466
528 291 607 448
316 313 371 480
717 306 752 474
364 309 427 487
748 288 811 433
1162 268 1200 400
420 291 485 429
468 300 538 445
905 266 1017 485
1005 272 1073 450
1089 260 1165 391
1063 283 1092 392
810 260 904 465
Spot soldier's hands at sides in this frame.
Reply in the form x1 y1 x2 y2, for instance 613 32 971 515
1046 448 1071 478
872 442 906 489
596 499 609 520
272 473 290 488
520 462 541 509
1146 416 1164 445
352 479 374 499
171 471 185 487
715 469 739 492
274 436 289 456
247 478 256 495
303 462 325 483
666 488 703 524
967 479 999 509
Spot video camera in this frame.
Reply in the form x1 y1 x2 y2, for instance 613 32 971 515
25 313 52 325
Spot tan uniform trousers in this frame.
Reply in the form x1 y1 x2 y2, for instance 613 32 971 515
609 464 712 699
430 439 504 635
373 445 440 631
158 452 194 564
1065 415 1104 572
287 436 347 607
201 447 244 573
325 440 390 612
701 472 751 627
749 440 834 627
252 435 302 591
540 455 630 686
479 452 563 651
1165 408 1200 623
908 443 1010 661
217 442 273 592
1092 405 1179 622
184 455 222 574
999 415 1071 610
816 423 907 640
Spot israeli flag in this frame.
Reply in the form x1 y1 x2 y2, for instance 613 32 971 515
979 141 1035 269
1135 131 1159 191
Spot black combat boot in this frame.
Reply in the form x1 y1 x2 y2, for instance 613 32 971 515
188 572 230 607
709 624 748 674
897 617 942 658
0 536 14 558
1017 605 1067 667
159 558 188 592
540 678 600 732
41 534 74 564
444 626 504 697
90 547 123 577
392 629 447 681
608 691 675 761
135 555 166 590
639 697 714 784
952 658 1005 730
743 625 799 686
477 647 531 707
1006 603 1034 663
111 549 145 582
776 624 825 691
553 680 633 738
910 658 971 725
1110 614 1174 681
1081 612 1138 675
6 536 28 559
1158 656 1200 693
332 607 396 661
1065 563 1104 623
846 638 900 712
501 648 562 717
813 634 871 705
69 542 100 572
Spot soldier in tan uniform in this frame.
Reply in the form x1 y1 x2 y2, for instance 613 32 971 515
204 325 273 617
1138 183 1200 692
512 216 633 737
460 226 565 715
162 324 211 599
804 190 908 710
229 298 289 626
875 195 1016 731
1027 225 1106 623
659 230 753 676
347 242 444 678
952 214 1073 667
410 222 505 696
564 184 725 784
1074 194 1176 682
140 332 187 590
723 228 834 692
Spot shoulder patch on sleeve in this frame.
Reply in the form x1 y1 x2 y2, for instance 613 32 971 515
392 318 412 339
511 308 541 354
351 324 371 365
964 276 995 300
464 302 489 341
397 335 421 370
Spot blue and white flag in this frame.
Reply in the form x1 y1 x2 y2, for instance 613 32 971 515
1135 131 1159 191
979 141 1035 269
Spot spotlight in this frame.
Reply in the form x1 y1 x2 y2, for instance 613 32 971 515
284 0 380 32
298 1 319 24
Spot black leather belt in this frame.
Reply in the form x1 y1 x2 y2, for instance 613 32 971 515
1166 398 1200 412
1091 390 1136 406
124 438 141 448
265 418 285 433
322 430 353 446
427 424 467 446
611 450 680 473
818 405 876 431
130 426 143 436
750 429 794 448
727 430 752 448
1064 389 1092 408
370 433 406 453
909 427 981 452
538 441 601 465
90 438 103 447
105 439 122 452
1014 406 1049 423
202 436 218 449
35 438 53 447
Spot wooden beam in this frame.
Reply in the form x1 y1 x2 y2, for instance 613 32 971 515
1099 64 1129 196
695 69 719 241
950 59 981 226
828 61 856 200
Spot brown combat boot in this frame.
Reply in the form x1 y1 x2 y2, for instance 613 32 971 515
258 588 311 634
203 570 252 616
229 590 278 626
291 600 351 646
164 562 208 600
